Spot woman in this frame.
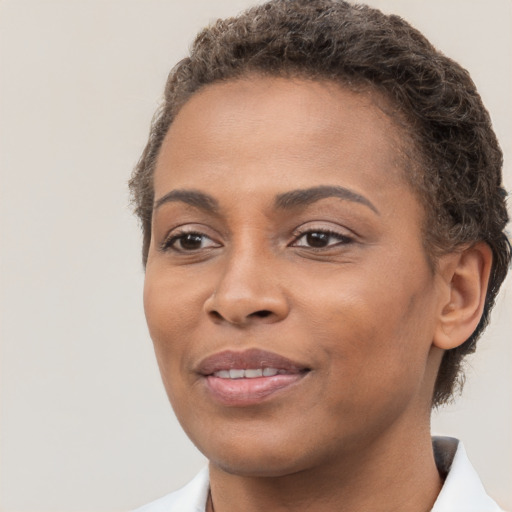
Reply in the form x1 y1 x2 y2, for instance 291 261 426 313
130 1 510 510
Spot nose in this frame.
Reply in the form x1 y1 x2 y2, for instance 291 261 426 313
204 248 289 327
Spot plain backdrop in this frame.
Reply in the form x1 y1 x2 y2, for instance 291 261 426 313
0 1 510 511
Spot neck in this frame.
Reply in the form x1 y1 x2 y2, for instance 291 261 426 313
208 423 442 512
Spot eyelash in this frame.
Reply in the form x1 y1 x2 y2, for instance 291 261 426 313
161 227 353 253
291 228 354 249
160 230 220 252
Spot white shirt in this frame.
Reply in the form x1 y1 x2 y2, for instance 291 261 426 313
134 437 504 512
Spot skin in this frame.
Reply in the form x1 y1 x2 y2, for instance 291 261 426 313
143 77 490 512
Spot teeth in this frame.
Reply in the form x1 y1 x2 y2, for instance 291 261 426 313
213 368 281 379
245 368 263 378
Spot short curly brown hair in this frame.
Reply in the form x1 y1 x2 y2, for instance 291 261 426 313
129 0 510 407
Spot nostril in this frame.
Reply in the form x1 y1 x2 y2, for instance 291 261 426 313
209 311 223 321
251 310 273 318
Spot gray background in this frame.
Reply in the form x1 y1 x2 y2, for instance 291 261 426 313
1 0 510 510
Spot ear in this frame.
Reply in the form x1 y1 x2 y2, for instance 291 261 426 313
433 242 493 350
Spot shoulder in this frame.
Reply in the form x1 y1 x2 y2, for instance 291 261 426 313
133 467 209 512
432 437 505 512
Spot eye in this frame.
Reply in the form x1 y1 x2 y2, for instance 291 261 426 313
292 229 353 249
162 231 221 252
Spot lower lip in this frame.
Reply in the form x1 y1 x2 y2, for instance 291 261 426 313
204 373 306 406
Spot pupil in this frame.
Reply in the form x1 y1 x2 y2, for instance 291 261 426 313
181 234 202 249
306 232 329 247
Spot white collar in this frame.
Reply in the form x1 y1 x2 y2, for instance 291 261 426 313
431 436 502 511
134 437 503 511
133 467 209 512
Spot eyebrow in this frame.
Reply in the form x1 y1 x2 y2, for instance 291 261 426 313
153 185 379 215
275 185 379 214
154 189 219 213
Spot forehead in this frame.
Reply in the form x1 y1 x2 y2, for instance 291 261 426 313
154 76 412 205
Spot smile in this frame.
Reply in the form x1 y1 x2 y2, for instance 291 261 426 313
213 368 286 378
197 349 310 406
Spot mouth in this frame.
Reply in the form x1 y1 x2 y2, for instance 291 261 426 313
211 367 290 378
197 348 311 406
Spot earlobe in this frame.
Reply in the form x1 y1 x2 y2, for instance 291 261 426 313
433 242 493 350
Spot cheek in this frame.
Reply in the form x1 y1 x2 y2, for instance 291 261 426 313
144 259 209 323
143 268 207 415
143 267 203 369
298 257 438 389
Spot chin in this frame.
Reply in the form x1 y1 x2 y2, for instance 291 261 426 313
210 450 311 478
193 427 329 478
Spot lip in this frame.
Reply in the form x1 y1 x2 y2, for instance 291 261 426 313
196 348 310 406
197 348 308 375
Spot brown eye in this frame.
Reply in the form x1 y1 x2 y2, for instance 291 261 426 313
305 232 330 248
163 231 221 252
179 233 204 250
293 230 353 249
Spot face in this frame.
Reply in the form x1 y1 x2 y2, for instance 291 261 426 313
144 77 445 477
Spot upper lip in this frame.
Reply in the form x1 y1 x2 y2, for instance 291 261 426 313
196 348 309 376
